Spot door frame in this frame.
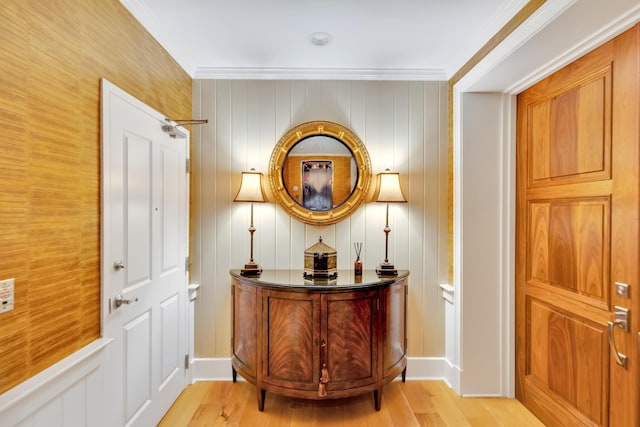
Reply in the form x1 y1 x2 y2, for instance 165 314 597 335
448 1 640 397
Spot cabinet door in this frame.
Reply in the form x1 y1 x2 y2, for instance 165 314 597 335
382 278 407 378
232 280 258 379
262 289 321 391
322 290 379 391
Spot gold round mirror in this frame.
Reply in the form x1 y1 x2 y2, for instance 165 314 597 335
269 121 372 225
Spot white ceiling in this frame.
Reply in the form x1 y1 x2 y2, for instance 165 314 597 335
120 0 528 80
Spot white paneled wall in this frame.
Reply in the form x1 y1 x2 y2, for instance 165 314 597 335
191 80 448 358
0 339 110 427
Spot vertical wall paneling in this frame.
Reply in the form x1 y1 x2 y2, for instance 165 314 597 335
407 82 426 355
0 0 191 395
216 80 233 358
437 83 449 356
192 80 448 358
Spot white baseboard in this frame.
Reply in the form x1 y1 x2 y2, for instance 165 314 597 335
443 358 461 392
190 357 518 397
191 356 454 384
191 357 235 382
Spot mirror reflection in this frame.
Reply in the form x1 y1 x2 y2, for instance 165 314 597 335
283 136 357 211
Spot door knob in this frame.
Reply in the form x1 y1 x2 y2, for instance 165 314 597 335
114 294 138 308
113 260 125 270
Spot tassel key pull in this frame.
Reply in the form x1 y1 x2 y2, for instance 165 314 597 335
318 363 329 397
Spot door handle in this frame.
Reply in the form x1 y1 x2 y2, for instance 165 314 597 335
113 260 125 270
608 320 628 368
114 294 138 308
607 306 629 369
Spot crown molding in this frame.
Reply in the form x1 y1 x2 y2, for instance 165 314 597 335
193 67 447 81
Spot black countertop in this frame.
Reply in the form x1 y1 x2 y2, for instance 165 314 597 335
230 269 409 291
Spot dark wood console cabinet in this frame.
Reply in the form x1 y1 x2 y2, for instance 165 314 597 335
230 269 409 411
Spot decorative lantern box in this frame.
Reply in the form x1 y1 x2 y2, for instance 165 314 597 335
304 237 337 279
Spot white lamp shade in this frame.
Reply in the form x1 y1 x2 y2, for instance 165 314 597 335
376 171 407 203
234 170 265 202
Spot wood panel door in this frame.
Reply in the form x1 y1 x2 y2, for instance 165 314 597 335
262 289 321 391
382 277 407 379
231 280 258 381
516 25 639 426
322 290 379 392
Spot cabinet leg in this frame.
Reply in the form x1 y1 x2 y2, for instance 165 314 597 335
374 388 382 411
257 388 266 411
402 366 407 383
232 367 237 383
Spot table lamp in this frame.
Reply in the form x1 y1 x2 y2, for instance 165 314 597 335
375 169 407 276
234 168 266 276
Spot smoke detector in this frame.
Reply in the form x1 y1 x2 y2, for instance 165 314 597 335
308 32 333 47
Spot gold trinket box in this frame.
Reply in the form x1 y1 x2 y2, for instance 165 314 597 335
304 236 337 279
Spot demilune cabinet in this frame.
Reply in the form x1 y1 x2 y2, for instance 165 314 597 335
230 269 409 411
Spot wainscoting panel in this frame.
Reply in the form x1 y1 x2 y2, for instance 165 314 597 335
191 80 448 360
0 339 110 427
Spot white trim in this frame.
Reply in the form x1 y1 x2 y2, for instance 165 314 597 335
0 338 112 426
443 358 461 393
191 358 234 382
441 282 459 392
193 67 447 81
405 357 451 381
452 84 464 395
189 357 519 397
500 93 517 398
459 1 640 93
457 0 577 92
505 3 640 94
440 283 454 304
191 357 452 382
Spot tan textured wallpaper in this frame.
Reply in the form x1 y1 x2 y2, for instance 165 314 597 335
0 0 192 394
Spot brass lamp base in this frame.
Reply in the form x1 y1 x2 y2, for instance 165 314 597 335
376 262 398 276
241 262 262 276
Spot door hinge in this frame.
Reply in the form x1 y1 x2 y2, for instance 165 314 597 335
185 256 190 273
184 354 189 370
186 158 190 174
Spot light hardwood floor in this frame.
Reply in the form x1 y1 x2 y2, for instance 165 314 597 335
158 380 544 426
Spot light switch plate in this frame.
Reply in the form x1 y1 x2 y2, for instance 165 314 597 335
0 278 15 313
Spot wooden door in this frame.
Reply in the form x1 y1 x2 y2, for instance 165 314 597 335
262 289 321 392
231 279 258 382
101 79 189 427
322 290 379 392
516 25 639 426
382 278 408 379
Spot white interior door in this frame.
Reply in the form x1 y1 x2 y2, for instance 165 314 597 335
101 79 189 427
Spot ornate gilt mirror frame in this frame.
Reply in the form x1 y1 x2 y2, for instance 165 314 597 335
269 121 372 225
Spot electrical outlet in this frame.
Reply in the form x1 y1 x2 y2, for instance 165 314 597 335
0 278 15 313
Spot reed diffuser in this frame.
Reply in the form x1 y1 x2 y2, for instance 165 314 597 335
353 242 363 275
